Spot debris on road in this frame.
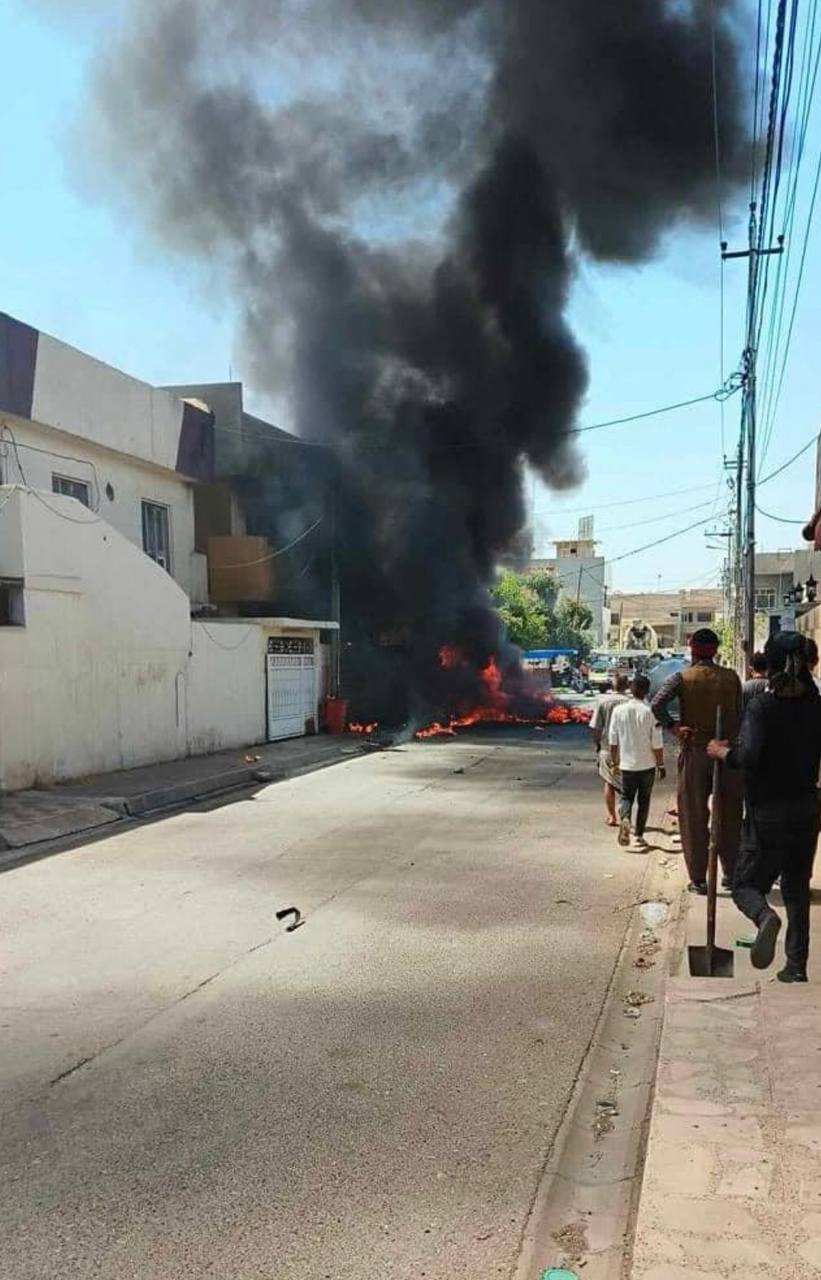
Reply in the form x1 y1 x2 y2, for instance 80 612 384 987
275 907 305 932
624 989 655 1009
550 1218 588 1271
639 900 670 926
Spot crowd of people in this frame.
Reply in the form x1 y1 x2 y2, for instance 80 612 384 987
590 627 821 983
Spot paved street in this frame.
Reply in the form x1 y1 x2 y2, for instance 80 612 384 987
1 726 653 1280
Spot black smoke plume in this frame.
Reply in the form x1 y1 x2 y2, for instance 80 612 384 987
85 0 748 724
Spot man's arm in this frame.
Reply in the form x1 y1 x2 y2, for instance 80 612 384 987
709 698 765 770
590 701 603 749
650 670 684 730
608 713 620 768
651 722 666 776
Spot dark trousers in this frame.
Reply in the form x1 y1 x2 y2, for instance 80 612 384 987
619 768 655 837
677 744 742 883
733 799 818 973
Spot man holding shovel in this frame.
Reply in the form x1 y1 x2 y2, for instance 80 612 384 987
708 632 821 981
652 628 743 895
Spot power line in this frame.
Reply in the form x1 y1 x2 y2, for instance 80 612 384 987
568 384 739 438
607 514 718 567
533 480 722 517
755 503 804 522
757 0 821 465
759 139 821 457
209 517 323 569
758 428 818 483
595 497 719 535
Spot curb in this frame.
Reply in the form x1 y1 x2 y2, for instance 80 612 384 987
515 839 687 1279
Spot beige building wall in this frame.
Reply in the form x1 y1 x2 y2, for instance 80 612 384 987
608 589 723 648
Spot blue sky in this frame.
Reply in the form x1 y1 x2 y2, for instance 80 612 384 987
1 0 819 592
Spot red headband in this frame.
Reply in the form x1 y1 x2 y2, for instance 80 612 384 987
691 639 718 659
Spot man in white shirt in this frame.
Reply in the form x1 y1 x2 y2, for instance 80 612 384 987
590 672 630 827
609 674 665 851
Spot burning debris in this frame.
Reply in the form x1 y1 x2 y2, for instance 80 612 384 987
80 0 749 725
350 646 591 737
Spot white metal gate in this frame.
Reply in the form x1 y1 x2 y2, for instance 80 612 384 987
266 637 317 741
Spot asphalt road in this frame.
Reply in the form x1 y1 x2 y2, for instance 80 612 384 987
1 725 653 1280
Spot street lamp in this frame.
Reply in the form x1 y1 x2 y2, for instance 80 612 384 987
807 574 817 603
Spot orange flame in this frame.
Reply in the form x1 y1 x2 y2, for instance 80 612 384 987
415 647 592 738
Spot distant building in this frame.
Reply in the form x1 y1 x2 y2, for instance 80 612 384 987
753 549 820 613
529 528 610 646
608 589 723 650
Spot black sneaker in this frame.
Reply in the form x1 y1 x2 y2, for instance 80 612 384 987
751 910 781 970
687 881 708 895
777 966 808 984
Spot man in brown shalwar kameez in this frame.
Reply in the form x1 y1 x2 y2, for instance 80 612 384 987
651 628 743 894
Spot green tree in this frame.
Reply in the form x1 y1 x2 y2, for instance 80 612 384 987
490 568 593 658
490 570 548 650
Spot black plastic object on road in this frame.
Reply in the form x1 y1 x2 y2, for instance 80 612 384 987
276 907 305 932
688 708 735 978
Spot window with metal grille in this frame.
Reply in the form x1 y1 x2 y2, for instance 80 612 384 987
52 474 90 507
696 611 713 622
141 500 172 573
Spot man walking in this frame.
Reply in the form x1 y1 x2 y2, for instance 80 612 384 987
651 628 742 894
609 674 665 851
743 652 768 709
590 671 630 827
708 632 821 982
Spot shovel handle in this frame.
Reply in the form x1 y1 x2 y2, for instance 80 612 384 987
706 707 723 955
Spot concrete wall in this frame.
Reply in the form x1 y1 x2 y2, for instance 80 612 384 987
1 416 205 602
32 333 185 474
0 488 332 789
0 487 190 790
186 622 266 757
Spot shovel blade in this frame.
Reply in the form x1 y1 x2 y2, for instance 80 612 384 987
688 943 735 978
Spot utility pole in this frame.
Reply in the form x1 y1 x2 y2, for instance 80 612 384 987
722 207 783 660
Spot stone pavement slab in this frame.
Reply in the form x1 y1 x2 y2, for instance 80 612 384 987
632 874 821 1279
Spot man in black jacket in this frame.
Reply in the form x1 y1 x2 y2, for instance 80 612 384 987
708 631 821 982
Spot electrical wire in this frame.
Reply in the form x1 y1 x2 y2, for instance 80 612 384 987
752 0 765 202
592 498 719 536
757 0 821 464
567 383 740 438
755 503 804 522
759 140 821 458
197 623 255 651
607 515 717 567
0 421 103 510
533 480 722 517
210 517 323 570
758 429 818 483
26 486 101 525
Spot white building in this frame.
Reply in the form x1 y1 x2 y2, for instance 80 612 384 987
529 533 611 646
0 312 336 791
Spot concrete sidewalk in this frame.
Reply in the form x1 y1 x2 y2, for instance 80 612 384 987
632 873 821 1279
0 734 368 854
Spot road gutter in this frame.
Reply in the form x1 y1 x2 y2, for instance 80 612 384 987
514 838 687 1280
